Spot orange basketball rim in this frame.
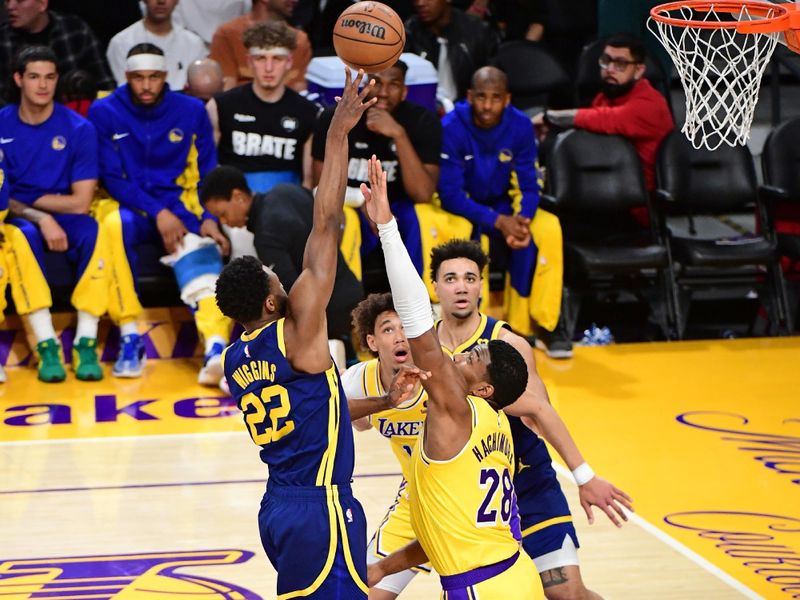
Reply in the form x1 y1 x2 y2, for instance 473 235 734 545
650 0 800 53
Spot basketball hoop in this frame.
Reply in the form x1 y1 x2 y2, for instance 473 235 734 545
648 1 800 150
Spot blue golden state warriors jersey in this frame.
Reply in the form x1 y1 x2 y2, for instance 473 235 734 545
222 318 355 487
0 103 98 205
438 313 561 513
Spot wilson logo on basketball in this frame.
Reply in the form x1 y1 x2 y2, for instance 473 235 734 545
339 18 386 40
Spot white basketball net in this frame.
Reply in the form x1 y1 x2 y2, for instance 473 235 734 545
648 3 782 150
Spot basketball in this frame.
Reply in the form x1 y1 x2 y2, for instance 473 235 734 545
333 1 406 74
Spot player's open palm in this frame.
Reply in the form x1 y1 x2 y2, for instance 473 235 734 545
579 475 634 528
330 68 377 133
361 155 392 225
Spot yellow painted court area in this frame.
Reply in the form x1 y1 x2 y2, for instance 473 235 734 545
538 337 800 600
0 329 797 598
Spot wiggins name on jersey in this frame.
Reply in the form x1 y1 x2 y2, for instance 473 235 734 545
222 318 355 487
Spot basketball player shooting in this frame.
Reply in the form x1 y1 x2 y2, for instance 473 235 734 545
215 70 381 599
362 155 545 597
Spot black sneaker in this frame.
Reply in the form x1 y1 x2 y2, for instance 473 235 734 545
535 325 574 359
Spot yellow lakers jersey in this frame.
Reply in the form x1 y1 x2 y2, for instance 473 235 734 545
350 358 428 482
409 395 520 576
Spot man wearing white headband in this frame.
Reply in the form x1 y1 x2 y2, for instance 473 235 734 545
106 0 206 90
88 43 232 385
206 20 316 194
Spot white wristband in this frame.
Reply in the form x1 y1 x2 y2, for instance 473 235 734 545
572 462 595 486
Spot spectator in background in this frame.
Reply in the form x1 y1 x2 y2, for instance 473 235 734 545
88 43 230 385
0 0 114 101
451 0 548 42
404 0 499 103
48 0 141 51
173 0 251 48
210 0 310 92
201 167 363 343
207 21 317 194
533 34 674 197
185 58 224 102
107 0 206 91
312 59 462 297
59 69 97 116
0 46 107 383
439 66 568 357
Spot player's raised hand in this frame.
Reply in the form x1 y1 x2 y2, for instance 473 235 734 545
330 68 377 134
578 475 634 528
361 155 392 225
386 366 431 408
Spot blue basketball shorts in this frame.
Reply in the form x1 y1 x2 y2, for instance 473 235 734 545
258 482 368 599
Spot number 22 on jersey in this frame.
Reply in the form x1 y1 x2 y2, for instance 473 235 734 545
241 384 295 444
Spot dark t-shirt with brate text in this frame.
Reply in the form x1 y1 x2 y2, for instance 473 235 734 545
215 84 318 175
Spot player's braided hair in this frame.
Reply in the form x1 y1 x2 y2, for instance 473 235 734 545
215 256 271 324
485 339 528 409
351 292 395 354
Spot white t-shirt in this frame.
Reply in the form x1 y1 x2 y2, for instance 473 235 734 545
173 0 252 45
107 20 208 90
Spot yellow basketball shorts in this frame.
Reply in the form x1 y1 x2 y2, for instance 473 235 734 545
440 551 543 600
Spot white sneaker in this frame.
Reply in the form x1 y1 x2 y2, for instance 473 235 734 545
0 363 6 383
198 342 225 386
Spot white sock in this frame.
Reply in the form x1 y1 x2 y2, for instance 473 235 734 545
120 321 139 337
205 335 226 355
28 308 57 343
75 311 100 341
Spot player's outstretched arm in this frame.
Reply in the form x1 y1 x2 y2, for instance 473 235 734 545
500 329 634 526
283 69 376 373
363 156 472 459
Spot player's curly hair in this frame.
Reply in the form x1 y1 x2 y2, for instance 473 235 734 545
485 339 528 409
243 20 297 51
215 256 271 324
429 239 488 282
351 292 395 354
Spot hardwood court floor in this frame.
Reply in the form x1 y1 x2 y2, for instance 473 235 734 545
1 336 797 599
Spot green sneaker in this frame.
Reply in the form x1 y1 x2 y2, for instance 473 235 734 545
36 338 66 383
73 337 103 381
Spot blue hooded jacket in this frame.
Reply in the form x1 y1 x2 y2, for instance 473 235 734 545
88 85 216 222
439 101 540 231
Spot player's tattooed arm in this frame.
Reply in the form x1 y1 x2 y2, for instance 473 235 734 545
541 567 569 588
9 199 68 252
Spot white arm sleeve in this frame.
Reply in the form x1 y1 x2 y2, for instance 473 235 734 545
377 218 434 339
